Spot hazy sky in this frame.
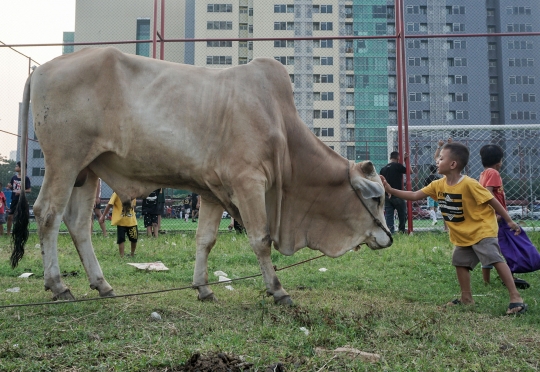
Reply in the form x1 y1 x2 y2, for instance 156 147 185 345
0 0 75 158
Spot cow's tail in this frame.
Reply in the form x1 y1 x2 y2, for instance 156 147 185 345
10 74 32 268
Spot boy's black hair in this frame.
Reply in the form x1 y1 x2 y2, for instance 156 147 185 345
442 142 469 171
479 144 504 167
389 151 399 160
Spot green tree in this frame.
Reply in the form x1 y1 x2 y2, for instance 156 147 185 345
0 155 16 187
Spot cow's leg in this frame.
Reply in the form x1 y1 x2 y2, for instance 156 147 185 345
63 171 115 297
33 169 78 300
237 186 292 305
193 199 222 301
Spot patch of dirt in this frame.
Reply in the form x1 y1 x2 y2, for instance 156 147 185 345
179 352 252 371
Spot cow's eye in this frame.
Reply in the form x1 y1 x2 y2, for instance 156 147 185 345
372 197 381 206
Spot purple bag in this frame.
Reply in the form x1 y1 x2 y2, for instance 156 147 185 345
498 219 540 274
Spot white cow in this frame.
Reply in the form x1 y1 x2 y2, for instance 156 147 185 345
12 47 392 304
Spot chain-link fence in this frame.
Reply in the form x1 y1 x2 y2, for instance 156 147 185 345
1 1 540 233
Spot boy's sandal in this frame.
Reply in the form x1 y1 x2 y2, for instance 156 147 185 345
506 302 528 315
446 299 461 306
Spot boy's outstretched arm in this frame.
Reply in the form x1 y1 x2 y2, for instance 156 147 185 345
487 198 521 235
379 175 428 201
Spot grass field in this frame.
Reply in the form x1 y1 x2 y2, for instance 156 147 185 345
0 231 539 371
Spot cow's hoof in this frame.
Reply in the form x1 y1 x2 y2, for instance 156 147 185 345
100 290 116 298
198 293 218 302
52 289 76 301
274 295 293 306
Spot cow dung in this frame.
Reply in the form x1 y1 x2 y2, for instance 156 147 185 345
174 352 253 371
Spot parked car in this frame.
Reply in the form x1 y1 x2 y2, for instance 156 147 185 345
507 206 526 219
29 205 35 220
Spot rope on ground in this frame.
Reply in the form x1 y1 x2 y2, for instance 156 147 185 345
0 254 326 309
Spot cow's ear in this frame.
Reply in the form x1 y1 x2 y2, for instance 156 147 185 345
350 162 384 199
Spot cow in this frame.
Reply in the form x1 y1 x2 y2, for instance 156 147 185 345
12 47 392 305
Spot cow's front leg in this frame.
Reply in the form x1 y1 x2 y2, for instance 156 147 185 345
63 172 114 297
193 199 222 301
237 184 292 305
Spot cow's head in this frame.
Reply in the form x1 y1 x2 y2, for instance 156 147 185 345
346 160 392 251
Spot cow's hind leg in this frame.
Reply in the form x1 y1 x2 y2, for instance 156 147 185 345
193 199 223 301
237 184 292 305
63 170 115 297
33 168 80 300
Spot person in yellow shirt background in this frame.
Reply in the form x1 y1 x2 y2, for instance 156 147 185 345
99 192 138 258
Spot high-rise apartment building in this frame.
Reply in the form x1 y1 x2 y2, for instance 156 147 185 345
22 0 540 186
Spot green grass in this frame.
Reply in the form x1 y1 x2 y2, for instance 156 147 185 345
0 231 539 371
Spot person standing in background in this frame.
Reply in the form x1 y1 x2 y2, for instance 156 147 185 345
380 151 409 234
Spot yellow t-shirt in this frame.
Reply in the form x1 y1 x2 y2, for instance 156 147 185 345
421 176 497 246
108 192 137 227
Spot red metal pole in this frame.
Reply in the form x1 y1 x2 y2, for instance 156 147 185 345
160 0 165 59
152 0 158 58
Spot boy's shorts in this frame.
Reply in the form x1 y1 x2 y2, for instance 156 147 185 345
452 237 505 270
0 213 5 224
117 225 138 244
427 197 438 208
143 214 158 228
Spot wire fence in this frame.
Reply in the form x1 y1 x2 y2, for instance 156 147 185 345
2 1 540 232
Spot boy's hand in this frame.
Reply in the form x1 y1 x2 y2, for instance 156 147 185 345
508 221 521 235
379 175 392 193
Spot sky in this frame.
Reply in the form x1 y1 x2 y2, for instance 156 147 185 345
0 0 75 159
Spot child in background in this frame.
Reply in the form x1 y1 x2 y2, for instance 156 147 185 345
479 144 540 289
0 183 6 236
99 192 138 257
381 142 527 315
142 189 160 238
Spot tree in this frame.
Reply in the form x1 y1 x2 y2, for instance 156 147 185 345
0 155 16 187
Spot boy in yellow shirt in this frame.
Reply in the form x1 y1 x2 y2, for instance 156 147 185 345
380 142 527 315
99 192 138 258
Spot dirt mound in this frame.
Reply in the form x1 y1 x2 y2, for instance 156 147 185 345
180 352 252 372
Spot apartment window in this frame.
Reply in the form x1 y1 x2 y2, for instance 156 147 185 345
406 6 427 15
508 40 533 49
491 112 499 119
489 60 497 68
249 8 253 16
407 23 427 32
506 6 532 15
207 21 233 30
507 24 533 32
207 4 232 12
207 41 232 47
136 19 151 57
456 93 468 102
408 57 428 67
487 26 496 33
274 40 294 48
509 58 534 67
249 25 253 33
409 110 430 120
321 92 334 101
314 22 333 31
490 94 498 102
274 22 294 30
344 75 354 88
32 167 45 177
320 56 333 65
313 74 333 83
239 23 247 31
409 93 422 102
454 58 467 67
320 5 333 13
487 9 495 17
488 42 497 50
239 6 247 14
454 75 468 84
289 74 294 83
274 4 294 13
206 56 232 65
321 128 334 136
447 23 465 32
511 111 537 120
238 58 248 65
274 56 294 65
347 146 355 160
455 110 469 120
248 41 253 50
490 77 498 85
33 149 44 158
322 110 334 119
346 127 355 140
446 6 465 15
313 39 333 48
408 40 428 49
346 93 354 106
510 93 536 102
510 75 535 84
